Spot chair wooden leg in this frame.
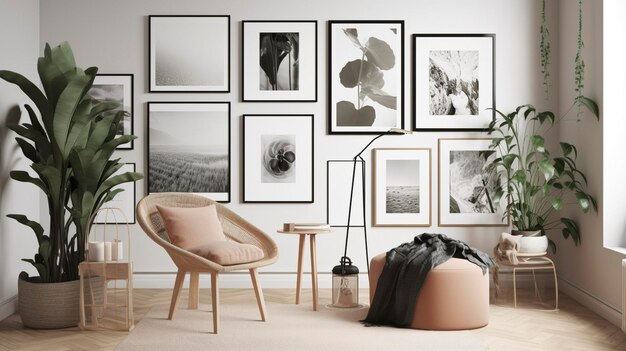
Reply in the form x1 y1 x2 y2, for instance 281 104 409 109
188 272 200 310
211 272 219 334
168 270 186 320
250 268 267 321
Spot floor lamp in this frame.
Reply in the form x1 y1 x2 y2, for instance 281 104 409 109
339 128 413 274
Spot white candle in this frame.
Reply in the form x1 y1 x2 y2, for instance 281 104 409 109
88 241 104 262
112 239 123 261
104 242 112 261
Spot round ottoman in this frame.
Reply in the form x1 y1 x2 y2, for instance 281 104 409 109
369 253 489 330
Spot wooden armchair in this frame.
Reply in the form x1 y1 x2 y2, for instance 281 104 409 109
136 193 279 333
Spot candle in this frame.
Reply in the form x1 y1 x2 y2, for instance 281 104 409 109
104 242 112 261
88 241 105 262
112 239 123 261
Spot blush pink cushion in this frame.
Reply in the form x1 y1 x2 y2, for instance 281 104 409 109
190 241 264 266
156 205 226 250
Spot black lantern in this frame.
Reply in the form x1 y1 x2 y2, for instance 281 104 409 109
331 256 359 308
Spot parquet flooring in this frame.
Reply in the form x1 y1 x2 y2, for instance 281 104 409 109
0 287 624 351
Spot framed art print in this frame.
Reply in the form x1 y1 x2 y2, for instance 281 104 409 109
148 102 230 202
93 163 137 224
438 138 507 226
149 15 230 92
373 148 431 227
86 74 134 150
327 160 365 227
413 34 495 131
328 21 404 134
243 114 313 203
242 20 317 102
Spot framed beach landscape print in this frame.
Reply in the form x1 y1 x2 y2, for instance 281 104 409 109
373 148 431 227
328 21 404 134
149 15 230 92
438 138 507 227
242 20 317 102
243 114 314 203
147 102 231 202
86 74 134 150
413 34 495 131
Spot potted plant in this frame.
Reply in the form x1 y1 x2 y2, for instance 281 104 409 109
487 97 598 253
0 42 142 328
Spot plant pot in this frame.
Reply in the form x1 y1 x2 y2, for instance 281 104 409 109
511 230 542 237
511 232 549 253
18 272 80 329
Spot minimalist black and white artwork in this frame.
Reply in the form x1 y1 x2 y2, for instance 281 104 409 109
93 163 137 224
87 74 134 149
261 135 296 183
329 21 404 134
438 139 507 226
373 148 431 227
413 34 495 131
148 102 230 202
242 21 317 101
149 15 230 92
243 114 313 203
327 160 365 227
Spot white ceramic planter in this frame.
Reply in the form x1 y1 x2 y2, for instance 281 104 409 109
518 235 549 253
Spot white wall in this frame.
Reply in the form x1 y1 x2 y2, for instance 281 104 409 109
38 0 551 288
555 0 626 327
0 0 40 320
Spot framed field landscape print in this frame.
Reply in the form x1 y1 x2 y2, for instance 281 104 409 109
373 148 431 226
413 34 495 131
243 114 313 203
86 74 134 150
148 102 230 202
242 20 317 102
328 21 404 134
149 15 230 92
438 138 507 226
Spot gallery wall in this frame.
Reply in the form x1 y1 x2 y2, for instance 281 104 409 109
36 0 555 288
0 0 40 320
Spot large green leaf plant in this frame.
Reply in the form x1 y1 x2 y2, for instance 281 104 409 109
487 97 599 253
1 42 142 283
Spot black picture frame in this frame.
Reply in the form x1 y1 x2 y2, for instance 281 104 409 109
327 20 404 134
241 20 318 102
242 114 314 203
146 101 232 203
326 160 365 228
87 74 134 150
411 33 496 132
93 163 137 224
148 15 231 93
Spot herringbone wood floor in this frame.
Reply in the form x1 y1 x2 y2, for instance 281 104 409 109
0 287 624 351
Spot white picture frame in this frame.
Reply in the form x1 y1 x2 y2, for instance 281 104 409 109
373 148 431 227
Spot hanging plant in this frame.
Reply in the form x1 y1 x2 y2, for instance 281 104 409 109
540 0 551 98
574 0 586 117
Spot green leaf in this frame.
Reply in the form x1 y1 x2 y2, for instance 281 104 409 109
53 74 93 147
560 142 577 159
9 170 46 192
561 218 581 246
0 70 52 122
576 192 590 212
575 95 599 119
551 198 563 210
531 135 545 152
538 159 555 180
6 214 45 242
364 37 395 70
14 137 38 162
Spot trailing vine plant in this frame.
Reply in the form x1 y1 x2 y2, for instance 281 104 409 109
540 0 551 99
574 0 586 117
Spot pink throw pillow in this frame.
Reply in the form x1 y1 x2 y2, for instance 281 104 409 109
156 205 226 250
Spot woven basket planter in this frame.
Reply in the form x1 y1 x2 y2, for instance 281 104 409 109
18 271 81 329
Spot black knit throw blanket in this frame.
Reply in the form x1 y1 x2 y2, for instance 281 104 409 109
363 233 494 327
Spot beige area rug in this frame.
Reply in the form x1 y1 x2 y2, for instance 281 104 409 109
115 302 486 351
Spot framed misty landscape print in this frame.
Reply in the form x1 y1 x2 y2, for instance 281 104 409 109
373 148 431 226
86 74 134 150
438 138 507 227
413 34 495 131
149 15 230 92
243 114 313 203
242 20 317 102
148 102 230 202
328 21 404 134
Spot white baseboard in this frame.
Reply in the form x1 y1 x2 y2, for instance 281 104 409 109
0 295 17 321
558 277 623 328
